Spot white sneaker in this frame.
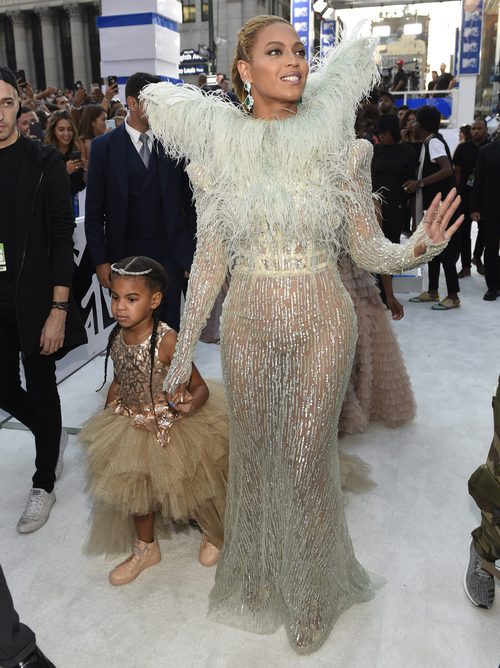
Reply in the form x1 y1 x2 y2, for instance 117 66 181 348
55 429 68 479
17 488 56 534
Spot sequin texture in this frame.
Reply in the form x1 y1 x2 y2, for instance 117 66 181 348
141 37 451 655
110 324 182 447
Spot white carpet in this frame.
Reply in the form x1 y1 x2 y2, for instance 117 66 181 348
1 267 499 668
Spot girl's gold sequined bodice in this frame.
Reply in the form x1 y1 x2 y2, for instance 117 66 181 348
110 322 181 447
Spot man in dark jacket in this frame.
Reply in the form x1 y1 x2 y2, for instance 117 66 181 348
453 117 489 277
85 72 196 331
0 66 86 533
470 140 500 301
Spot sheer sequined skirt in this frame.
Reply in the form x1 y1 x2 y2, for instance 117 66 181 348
209 265 373 654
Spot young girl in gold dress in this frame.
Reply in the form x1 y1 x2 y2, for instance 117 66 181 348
79 256 228 584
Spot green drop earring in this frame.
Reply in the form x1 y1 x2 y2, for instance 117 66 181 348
243 81 254 112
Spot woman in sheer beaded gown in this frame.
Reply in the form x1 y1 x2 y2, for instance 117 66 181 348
142 16 463 654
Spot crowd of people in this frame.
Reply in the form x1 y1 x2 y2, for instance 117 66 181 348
356 89 500 305
0 14 499 667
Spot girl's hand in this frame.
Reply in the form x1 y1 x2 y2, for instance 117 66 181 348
172 389 194 414
167 383 187 408
414 188 464 256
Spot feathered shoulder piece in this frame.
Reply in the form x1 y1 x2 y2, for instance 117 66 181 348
303 32 379 141
141 32 379 167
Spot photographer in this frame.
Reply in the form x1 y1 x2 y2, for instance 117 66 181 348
16 106 38 138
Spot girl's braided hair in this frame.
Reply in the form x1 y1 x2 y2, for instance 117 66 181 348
99 257 168 413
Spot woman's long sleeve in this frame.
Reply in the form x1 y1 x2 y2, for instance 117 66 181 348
344 139 448 274
163 232 228 394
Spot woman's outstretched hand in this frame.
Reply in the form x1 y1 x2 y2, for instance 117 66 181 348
414 188 464 257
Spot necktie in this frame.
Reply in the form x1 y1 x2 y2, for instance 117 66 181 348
139 133 151 168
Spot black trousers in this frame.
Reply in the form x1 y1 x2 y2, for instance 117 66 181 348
0 565 36 668
428 226 461 295
0 301 61 493
482 220 500 291
382 204 405 245
460 203 485 268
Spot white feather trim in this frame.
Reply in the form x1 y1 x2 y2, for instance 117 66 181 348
141 34 380 261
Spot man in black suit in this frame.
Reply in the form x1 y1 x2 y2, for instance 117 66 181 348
85 72 196 330
471 140 500 301
453 117 489 277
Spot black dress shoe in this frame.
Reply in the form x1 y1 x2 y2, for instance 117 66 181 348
457 267 471 278
16 646 55 668
483 290 499 301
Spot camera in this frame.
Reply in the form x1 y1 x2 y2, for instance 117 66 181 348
29 121 43 140
72 80 83 92
68 151 81 161
107 75 118 87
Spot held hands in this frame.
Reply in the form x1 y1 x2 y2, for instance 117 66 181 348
166 383 194 414
414 188 464 257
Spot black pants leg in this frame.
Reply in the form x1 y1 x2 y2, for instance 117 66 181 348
23 354 61 493
160 256 185 332
428 228 460 295
382 207 405 245
428 256 440 291
442 227 461 295
460 215 472 269
0 302 60 494
482 221 500 291
0 565 36 668
473 220 485 260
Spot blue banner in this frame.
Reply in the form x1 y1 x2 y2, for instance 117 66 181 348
459 0 483 75
320 19 336 57
291 0 313 61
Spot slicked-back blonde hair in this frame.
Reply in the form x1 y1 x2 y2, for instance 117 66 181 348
231 14 291 103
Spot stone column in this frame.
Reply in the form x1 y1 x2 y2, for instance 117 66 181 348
0 16 8 66
65 3 89 84
8 11 30 74
35 8 62 87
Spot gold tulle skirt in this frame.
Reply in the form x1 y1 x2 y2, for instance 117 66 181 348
79 381 228 556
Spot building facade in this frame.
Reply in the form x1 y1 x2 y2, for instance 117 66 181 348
179 0 290 82
0 0 101 90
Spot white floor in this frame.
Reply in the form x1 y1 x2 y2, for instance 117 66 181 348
1 268 499 668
